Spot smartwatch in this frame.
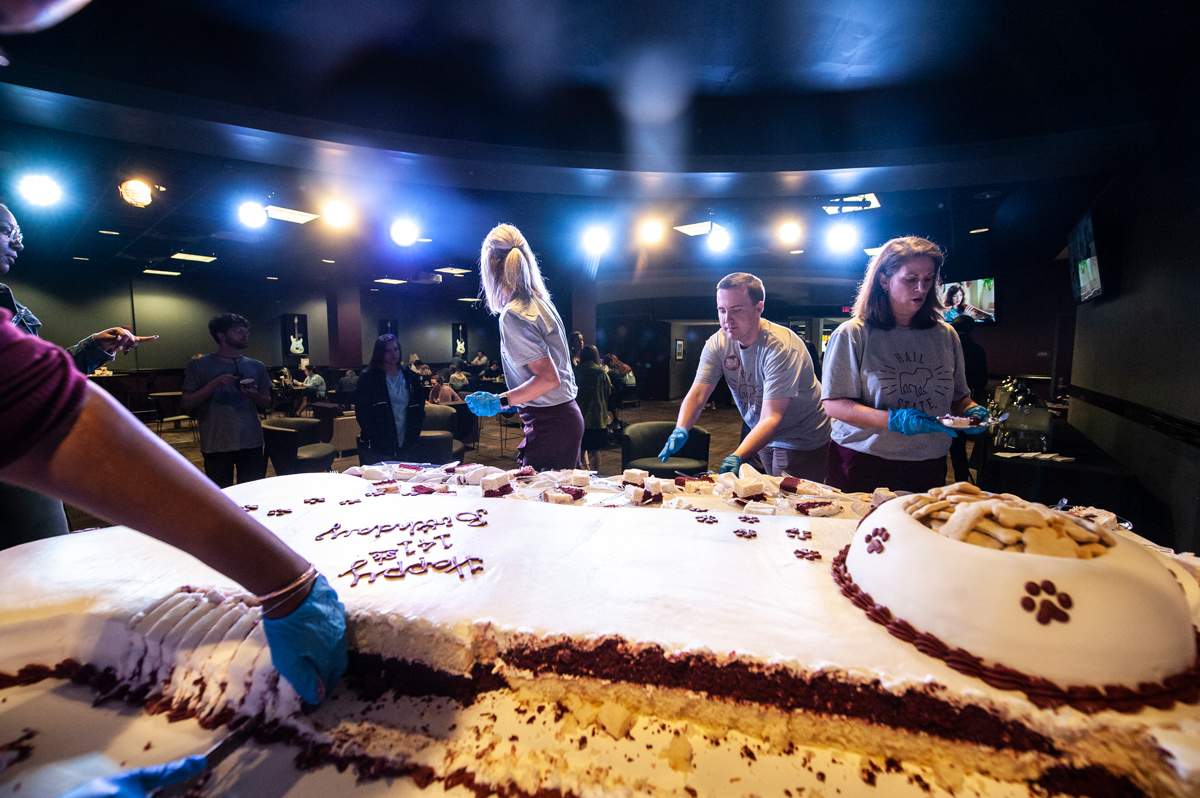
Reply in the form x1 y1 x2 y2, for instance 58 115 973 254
499 394 511 409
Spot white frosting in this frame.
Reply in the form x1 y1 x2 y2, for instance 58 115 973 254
733 476 763 498
480 472 510 493
644 476 674 495
847 497 1197 687
622 469 647 486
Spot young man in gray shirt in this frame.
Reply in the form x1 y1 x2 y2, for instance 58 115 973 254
660 273 830 479
182 314 273 488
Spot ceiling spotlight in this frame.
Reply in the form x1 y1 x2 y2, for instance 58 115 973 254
640 221 664 244
238 202 267 228
779 222 802 244
119 180 153 207
323 201 353 228
583 226 611 256
390 219 420 247
826 223 858 253
18 175 62 206
707 224 730 253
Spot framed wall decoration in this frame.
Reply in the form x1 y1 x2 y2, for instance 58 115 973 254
452 323 467 360
283 314 308 357
674 339 684 361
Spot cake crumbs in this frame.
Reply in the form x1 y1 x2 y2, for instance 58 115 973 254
740 744 757 761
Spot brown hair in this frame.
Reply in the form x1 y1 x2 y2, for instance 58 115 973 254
603 353 632 376
851 236 945 330
716 272 765 304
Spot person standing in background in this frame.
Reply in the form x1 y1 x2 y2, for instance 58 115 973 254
575 345 612 471
181 314 271 489
356 334 426 464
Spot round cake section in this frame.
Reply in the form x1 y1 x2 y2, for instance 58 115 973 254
843 485 1197 690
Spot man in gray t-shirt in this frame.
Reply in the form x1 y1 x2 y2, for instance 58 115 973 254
182 314 272 488
660 273 830 479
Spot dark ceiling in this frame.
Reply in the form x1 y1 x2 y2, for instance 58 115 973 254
0 0 1197 306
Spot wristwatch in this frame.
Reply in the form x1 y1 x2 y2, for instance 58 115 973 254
499 394 510 408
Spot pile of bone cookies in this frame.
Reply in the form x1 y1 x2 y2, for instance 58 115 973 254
893 482 1116 558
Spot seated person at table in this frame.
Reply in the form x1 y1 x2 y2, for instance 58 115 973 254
428 374 461 404
482 361 504 382
292 364 326 415
414 360 433 377
603 353 636 387
471 350 489 368
337 369 358 409
448 365 470 392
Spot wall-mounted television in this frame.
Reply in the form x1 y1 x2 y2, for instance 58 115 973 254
1067 211 1103 303
941 278 995 323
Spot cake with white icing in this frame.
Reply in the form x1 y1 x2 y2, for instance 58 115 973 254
3 472 1200 798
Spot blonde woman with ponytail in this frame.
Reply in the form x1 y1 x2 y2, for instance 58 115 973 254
465 224 583 470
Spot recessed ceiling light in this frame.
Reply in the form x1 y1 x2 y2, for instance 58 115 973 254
171 253 217 262
974 190 1002 200
370 288 379 292
143 269 181 276
99 230 119 235
321 259 335 264
374 278 406 285
266 276 279 280
673 221 713 236
435 267 472 275
969 228 990 234
789 250 805 255
457 297 479 302
72 256 89 260
265 205 319 224
417 238 432 243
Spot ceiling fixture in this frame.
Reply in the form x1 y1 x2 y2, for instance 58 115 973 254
238 202 267 228
321 259 335 263
640 221 664 243
118 180 153 207
821 193 881 215
863 246 884 258
826 223 858 252
974 190 1002 200
789 250 805 255
435 267 472 275
673 221 714 236
374 278 406 285
170 253 216 262
969 228 990 234
390 219 420 247
98 230 119 235
265 205 319 224
72 256 89 261
582 227 611 256
323 201 353 228
266 276 279 280
779 222 802 244
18 174 62 206
457 297 479 302
707 224 731 253
143 269 181 276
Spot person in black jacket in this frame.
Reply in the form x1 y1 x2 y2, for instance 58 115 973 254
355 335 426 465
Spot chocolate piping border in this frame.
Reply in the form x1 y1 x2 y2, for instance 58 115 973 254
832 544 1200 713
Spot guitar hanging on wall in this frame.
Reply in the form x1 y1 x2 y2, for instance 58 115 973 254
290 316 305 354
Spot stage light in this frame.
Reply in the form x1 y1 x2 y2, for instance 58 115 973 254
826 223 858 253
390 219 420 247
238 202 267 228
707 224 730 252
119 180 153 207
583 226 611 256
323 201 352 228
18 175 62 206
779 222 802 244
640 221 664 244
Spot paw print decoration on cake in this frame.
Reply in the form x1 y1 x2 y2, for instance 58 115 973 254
864 527 889 554
1022 580 1073 625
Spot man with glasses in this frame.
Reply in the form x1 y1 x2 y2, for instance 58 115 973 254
1 202 159 548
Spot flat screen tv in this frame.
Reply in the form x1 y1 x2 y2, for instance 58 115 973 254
1067 211 1102 302
940 278 995 323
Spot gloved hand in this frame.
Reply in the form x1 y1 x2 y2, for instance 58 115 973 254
465 392 502 418
262 574 348 705
59 756 206 798
887 408 956 437
719 454 744 474
962 405 991 435
657 426 690 462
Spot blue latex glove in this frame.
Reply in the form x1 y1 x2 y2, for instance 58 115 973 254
887 408 956 437
961 405 991 435
262 574 348 705
657 426 690 462
465 392 502 418
59 756 206 798
719 454 744 474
